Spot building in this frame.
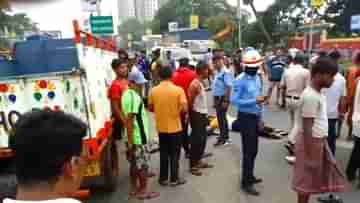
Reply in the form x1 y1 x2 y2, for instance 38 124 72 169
118 0 136 24
158 0 169 8
135 0 158 22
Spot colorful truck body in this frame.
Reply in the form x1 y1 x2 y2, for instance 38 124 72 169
0 21 120 196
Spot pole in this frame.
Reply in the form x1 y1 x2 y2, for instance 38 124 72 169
96 0 101 16
237 0 242 48
308 8 314 61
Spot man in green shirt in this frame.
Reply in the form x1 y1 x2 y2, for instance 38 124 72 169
122 70 159 200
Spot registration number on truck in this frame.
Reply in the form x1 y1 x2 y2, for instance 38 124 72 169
84 161 101 177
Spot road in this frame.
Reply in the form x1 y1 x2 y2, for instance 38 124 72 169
86 97 360 203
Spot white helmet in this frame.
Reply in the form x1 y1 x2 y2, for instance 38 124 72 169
242 49 264 67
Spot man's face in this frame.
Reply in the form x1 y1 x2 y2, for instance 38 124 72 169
213 58 224 70
116 63 128 78
200 68 209 79
320 73 336 88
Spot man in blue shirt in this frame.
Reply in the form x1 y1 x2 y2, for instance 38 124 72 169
231 50 266 196
212 54 233 146
266 50 286 106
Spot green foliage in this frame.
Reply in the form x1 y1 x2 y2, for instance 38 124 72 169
0 9 38 48
152 0 240 33
118 18 147 41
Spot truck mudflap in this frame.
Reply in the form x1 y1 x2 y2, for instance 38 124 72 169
81 120 119 191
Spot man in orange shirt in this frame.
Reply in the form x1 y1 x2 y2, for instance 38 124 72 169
346 52 360 140
148 66 188 187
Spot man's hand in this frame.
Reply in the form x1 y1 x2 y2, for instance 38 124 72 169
222 101 230 110
256 96 267 104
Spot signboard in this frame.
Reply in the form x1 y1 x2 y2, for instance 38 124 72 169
311 0 323 8
81 0 98 12
351 15 360 31
168 22 178 32
90 16 114 34
190 15 199 29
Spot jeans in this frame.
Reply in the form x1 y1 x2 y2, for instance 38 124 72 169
327 119 338 155
158 133 182 182
214 97 229 141
237 112 260 187
189 111 208 167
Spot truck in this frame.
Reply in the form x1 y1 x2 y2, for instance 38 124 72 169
0 20 120 199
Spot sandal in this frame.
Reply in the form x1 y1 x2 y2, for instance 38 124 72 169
190 168 202 176
196 162 214 169
128 191 137 199
136 191 160 200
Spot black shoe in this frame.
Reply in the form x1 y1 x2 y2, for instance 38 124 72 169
214 140 225 147
170 179 187 187
202 152 213 158
251 177 263 184
317 194 343 203
241 185 260 196
158 180 169 186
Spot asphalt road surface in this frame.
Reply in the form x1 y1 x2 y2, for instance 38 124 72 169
86 98 360 203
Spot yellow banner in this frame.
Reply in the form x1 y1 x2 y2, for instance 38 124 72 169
190 15 199 29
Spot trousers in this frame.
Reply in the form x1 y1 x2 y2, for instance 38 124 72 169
214 97 229 141
327 119 338 155
286 97 301 145
237 112 260 187
346 137 360 180
189 111 208 167
158 133 182 182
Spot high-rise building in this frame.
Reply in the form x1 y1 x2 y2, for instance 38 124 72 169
118 0 136 24
135 0 158 22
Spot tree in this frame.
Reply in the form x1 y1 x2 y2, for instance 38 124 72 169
152 0 238 33
243 0 274 45
0 9 38 48
118 18 152 41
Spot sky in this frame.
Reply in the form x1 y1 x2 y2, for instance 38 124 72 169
10 0 275 38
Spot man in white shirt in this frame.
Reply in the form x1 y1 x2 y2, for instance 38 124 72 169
280 53 310 162
323 73 346 155
3 110 88 203
323 51 347 155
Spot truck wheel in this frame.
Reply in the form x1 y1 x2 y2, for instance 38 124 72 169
101 139 119 191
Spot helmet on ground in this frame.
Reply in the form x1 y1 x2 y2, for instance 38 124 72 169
242 49 264 68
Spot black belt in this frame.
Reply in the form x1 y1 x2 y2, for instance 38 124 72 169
286 95 300 100
214 96 225 100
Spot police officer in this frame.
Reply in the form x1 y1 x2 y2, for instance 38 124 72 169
212 54 233 146
231 50 265 196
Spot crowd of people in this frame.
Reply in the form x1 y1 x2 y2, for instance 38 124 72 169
5 46 360 203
